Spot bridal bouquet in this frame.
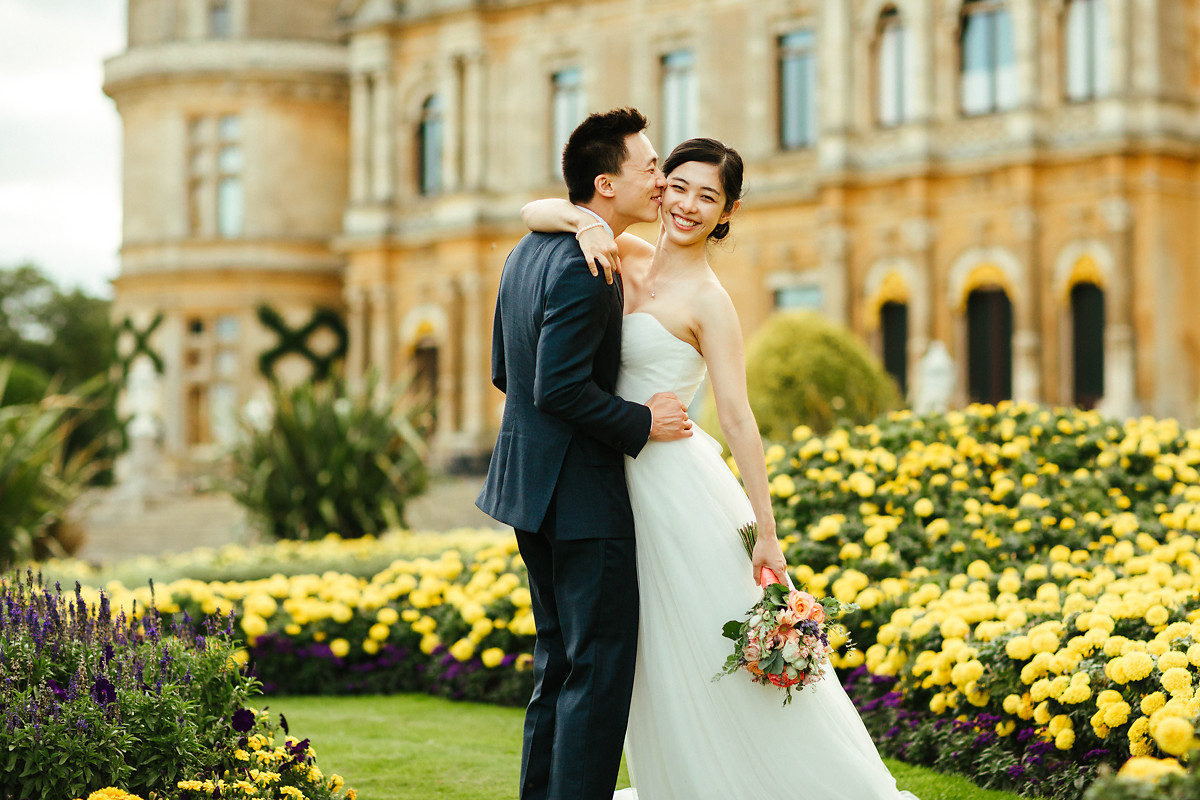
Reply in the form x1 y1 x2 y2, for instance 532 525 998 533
717 523 856 705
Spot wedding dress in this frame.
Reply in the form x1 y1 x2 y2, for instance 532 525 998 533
612 312 916 800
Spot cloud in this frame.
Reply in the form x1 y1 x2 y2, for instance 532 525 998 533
0 0 124 296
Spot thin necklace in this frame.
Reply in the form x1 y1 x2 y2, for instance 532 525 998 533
648 268 683 299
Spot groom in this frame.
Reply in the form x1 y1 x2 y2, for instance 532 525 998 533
477 107 691 800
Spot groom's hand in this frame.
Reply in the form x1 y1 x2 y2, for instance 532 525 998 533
646 392 692 441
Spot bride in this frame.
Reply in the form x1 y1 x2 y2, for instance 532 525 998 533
523 137 917 800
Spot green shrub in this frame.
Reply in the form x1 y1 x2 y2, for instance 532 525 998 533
0 361 49 406
744 311 900 438
0 363 103 569
0 571 354 800
226 375 429 540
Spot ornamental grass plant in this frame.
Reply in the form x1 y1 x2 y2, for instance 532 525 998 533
0 571 354 800
0 362 104 569
226 374 429 541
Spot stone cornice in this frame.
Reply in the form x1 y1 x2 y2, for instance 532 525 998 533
103 40 348 98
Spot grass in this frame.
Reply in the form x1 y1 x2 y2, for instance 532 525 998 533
270 694 1031 800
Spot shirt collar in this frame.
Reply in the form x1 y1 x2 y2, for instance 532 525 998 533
574 204 614 238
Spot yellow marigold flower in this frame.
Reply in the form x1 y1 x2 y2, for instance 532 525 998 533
419 633 441 654
362 638 379 655
1145 605 1170 627
369 623 390 642
770 473 796 498
377 607 400 625
1161 667 1192 696
1061 684 1092 704
1002 694 1023 714
510 588 532 607
926 518 950 538
481 647 506 668
839 543 863 561
1025 564 1049 582
234 749 250 762
914 498 934 517
1030 631 1060 655
996 720 1016 737
1117 756 1185 781
1054 729 1075 751
1153 716 1198 757
412 615 437 634
940 617 970 640
1102 701 1131 727
966 560 992 580
449 638 475 661
329 638 350 658
1123 651 1156 682
1158 651 1188 671
1034 701 1052 725
1188 642 1200 667
997 572 1022 594
401 608 421 622
1140 691 1167 716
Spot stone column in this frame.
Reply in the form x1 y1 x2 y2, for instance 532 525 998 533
349 74 370 204
817 0 852 170
1100 196 1136 419
344 286 367 384
371 69 394 202
818 217 849 325
441 63 461 192
1011 205 1041 403
459 271 485 440
370 285 393 383
461 52 486 191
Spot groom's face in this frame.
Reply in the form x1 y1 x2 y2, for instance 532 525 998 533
609 132 665 224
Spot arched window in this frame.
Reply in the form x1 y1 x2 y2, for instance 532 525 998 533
1071 282 1105 408
1065 0 1111 101
876 7 910 127
412 338 439 435
880 301 909 396
960 0 1017 116
966 288 1012 404
418 95 443 196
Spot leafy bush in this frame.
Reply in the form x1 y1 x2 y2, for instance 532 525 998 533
0 363 105 569
226 375 428 540
0 571 354 800
744 311 899 438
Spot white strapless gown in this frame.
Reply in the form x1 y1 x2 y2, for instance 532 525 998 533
613 312 916 800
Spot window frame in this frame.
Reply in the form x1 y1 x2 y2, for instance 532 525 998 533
778 29 818 150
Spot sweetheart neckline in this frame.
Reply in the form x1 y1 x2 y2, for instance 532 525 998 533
624 311 703 357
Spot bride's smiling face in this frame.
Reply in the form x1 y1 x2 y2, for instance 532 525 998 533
660 161 738 245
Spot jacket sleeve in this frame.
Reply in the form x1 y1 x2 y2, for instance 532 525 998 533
490 294 506 393
533 256 651 456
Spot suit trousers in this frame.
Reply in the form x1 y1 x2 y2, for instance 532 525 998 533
515 492 639 800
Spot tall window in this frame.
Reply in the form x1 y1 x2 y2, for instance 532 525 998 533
551 68 585 177
661 50 697 154
1065 0 1111 101
881 301 909 396
966 288 1013 404
188 114 243 238
779 30 817 149
960 0 1017 116
876 8 910 127
216 115 243 238
1071 282 1105 408
418 95 443 196
209 0 231 38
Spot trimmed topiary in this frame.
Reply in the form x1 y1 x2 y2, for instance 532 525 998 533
744 311 900 438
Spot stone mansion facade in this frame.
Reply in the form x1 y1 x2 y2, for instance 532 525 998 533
103 0 1200 471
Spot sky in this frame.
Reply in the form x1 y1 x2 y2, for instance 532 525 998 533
0 0 125 298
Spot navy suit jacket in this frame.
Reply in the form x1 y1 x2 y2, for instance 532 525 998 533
476 232 652 538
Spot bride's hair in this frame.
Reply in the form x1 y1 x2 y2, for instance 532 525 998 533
662 138 744 242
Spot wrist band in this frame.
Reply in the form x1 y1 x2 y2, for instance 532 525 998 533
575 221 605 240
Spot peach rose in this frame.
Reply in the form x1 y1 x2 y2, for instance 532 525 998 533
808 603 826 624
787 591 817 619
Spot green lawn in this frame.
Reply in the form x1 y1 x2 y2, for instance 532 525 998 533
270 694 1030 800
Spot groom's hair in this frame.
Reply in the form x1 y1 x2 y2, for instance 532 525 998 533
562 107 649 204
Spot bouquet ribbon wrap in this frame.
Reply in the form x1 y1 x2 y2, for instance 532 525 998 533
759 567 781 588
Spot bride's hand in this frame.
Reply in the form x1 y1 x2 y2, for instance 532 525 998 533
750 524 788 586
577 225 621 284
